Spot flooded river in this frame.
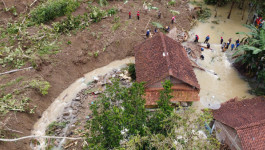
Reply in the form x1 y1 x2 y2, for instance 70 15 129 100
187 1 253 109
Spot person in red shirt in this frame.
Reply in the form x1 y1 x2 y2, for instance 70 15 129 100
137 11 140 20
171 16 175 24
194 35 199 42
129 11 131 19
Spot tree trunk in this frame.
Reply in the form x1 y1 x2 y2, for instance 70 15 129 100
246 3 255 24
214 4 218 17
227 1 235 19
242 2 246 20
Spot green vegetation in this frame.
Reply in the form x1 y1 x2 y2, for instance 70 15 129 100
128 63 136 80
0 94 30 115
53 14 90 33
152 22 164 29
112 16 121 31
168 0 176 6
197 7 211 22
46 121 68 135
85 80 220 149
98 0 108 7
30 0 80 24
107 8 118 16
234 25 265 95
29 79 51 96
89 6 107 23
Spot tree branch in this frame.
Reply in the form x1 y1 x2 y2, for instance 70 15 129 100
0 135 84 142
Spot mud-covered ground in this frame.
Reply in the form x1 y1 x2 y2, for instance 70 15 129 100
0 0 194 149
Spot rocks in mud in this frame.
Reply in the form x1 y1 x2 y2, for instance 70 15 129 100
181 102 188 107
74 96 81 101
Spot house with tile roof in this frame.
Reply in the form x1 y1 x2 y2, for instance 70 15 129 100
134 33 200 108
212 96 265 150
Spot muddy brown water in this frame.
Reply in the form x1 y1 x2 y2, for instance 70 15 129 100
186 2 253 109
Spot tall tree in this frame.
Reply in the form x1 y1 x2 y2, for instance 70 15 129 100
227 1 236 19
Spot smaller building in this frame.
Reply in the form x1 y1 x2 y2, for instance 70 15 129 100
212 96 265 150
134 33 200 108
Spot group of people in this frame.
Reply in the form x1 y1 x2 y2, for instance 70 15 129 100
221 37 240 51
194 35 241 60
143 11 173 38
129 11 140 20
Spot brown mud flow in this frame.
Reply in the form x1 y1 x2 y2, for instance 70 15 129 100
185 1 254 110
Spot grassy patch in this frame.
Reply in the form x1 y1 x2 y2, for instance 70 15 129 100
29 79 51 96
30 0 80 24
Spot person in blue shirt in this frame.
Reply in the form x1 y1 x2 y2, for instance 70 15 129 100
204 35 210 43
236 39 240 44
236 43 240 49
146 29 150 38
231 43 235 51
201 47 204 51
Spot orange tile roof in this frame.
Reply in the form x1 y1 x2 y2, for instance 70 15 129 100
135 33 200 89
213 97 265 150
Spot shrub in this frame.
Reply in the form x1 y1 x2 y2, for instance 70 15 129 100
0 94 30 115
30 0 80 24
107 8 117 16
29 80 51 95
53 15 82 33
197 7 211 21
128 63 136 80
89 6 106 22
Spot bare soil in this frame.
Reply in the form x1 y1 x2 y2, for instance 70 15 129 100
0 0 193 149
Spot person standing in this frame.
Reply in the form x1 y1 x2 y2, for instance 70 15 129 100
221 42 226 51
137 11 140 20
204 35 210 43
231 43 235 51
171 16 175 24
236 43 240 49
226 41 230 49
129 11 131 19
236 39 240 44
154 28 158 33
228 38 232 44
194 35 199 42
221 37 223 44
207 43 210 49
158 11 161 19
146 29 150 38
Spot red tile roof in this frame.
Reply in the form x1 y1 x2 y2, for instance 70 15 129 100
213 96 265 150
135 33 200 89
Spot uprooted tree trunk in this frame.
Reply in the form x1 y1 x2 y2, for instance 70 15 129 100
227 1 235 19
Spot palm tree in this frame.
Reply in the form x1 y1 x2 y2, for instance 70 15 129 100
233 24 265 88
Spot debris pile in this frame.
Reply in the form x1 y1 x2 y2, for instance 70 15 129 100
43 67 132 149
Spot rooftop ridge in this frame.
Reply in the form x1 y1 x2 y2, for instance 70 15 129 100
160 33 173 76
